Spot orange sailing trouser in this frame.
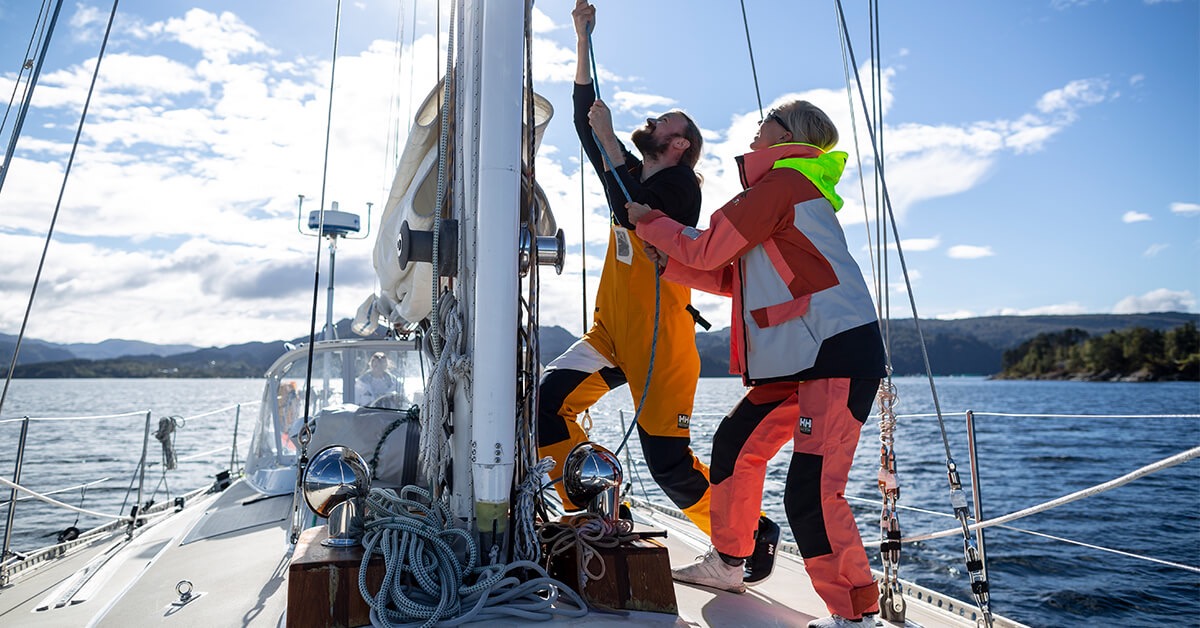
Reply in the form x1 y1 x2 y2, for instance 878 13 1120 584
711 377 880 619
536 328 711 536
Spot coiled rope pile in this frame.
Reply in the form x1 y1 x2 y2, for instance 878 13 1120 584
358 486 587 627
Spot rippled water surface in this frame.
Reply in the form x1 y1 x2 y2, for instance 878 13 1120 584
1 376 1197 627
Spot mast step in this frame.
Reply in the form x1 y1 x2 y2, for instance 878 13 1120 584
287 526 383 627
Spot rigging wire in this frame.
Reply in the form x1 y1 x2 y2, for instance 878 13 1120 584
738 0 765 118
292 0 343 545
0 0 52 141
833 1 993 622
830 4 906 620
580 145 588 335
517 0 543 552
383 1 408 179
0 0 62 197
0 0 108 422
429 0 458 358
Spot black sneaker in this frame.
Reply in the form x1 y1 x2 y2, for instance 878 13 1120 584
743 514 780 585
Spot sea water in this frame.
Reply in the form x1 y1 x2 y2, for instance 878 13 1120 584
0 376 1197 627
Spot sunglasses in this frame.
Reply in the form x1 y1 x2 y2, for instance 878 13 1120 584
762 112 790 135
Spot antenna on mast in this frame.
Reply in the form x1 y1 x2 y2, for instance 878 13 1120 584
297 196 374 341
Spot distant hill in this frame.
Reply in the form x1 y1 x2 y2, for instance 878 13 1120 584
65 339 199 360
5 312 1197 378
0 334 74 366
1 333 198 366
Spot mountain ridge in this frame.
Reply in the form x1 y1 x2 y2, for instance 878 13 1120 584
4 312 1196 378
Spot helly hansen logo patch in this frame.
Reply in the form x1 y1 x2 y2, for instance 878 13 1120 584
677 414 691 429
798 416 813 435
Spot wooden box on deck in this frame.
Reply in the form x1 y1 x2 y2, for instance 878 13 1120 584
547 528 677 615
287 526 384 628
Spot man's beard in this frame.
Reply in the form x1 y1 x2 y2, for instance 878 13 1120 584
632 127 670 160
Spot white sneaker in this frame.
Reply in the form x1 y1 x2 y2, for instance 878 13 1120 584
671 548 746 594
807 615 877 628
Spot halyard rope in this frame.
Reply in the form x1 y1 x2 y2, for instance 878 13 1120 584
419 292 467 492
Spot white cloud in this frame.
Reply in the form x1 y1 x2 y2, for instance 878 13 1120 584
610 90 676 115
1122 211 1151 223
1 6 1164 347
997 303 1088 316
163 9 273 64
947 245 994 259
1170 202 1200 215
1036 78 1110 121
531 32 580 84
1112 289 1196 314
531 6 556 34
69 5 109 41
935 310 977 320
1143 244 1169 257
900 237 940 252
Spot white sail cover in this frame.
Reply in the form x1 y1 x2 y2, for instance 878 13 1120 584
354 80 555 334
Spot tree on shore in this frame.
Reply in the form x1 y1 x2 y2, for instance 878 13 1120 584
1000 322 1199 381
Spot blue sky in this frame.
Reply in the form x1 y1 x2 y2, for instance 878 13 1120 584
0 0 1196 346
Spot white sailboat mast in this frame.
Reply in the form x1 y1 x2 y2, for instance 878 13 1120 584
466 0 522 540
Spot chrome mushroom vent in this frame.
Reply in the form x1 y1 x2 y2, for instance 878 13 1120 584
302 445 371 547
562 442 622 519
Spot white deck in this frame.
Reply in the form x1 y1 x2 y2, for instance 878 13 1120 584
0 479 1023 627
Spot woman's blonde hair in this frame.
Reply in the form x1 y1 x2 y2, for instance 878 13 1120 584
773 100 838 151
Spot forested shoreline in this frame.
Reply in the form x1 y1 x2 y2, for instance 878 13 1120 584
995 323 1199 381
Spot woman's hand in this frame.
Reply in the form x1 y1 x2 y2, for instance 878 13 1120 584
643 244 667 270
626 201 652 225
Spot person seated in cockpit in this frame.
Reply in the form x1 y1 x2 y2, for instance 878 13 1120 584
356 352 399 404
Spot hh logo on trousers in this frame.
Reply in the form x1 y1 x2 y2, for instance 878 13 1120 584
677 414 690 429
798 416 813 435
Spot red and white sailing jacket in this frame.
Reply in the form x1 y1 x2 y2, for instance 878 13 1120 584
636 143 886 385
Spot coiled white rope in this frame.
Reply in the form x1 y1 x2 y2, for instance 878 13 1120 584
359 486 586 627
